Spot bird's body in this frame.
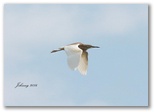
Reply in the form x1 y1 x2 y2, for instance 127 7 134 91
51 42 99 75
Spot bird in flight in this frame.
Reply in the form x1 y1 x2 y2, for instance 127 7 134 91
51 42 99 75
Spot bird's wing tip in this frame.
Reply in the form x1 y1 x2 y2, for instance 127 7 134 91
80 71 87 75
81 74 87 76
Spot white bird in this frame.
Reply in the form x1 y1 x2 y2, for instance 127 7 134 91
51 42 99 75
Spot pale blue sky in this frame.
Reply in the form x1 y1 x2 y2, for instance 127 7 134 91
4 4 148 106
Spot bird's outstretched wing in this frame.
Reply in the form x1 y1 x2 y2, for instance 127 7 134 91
77 51 88 75
64 44 82 70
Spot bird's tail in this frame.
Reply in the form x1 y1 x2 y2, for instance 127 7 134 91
51 47 64 53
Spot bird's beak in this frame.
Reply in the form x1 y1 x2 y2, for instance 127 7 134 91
91 46 100 48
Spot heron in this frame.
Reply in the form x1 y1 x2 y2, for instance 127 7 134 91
51 42 99 75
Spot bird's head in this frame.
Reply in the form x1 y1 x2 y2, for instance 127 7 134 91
89 45 100 49
78 44 99 51
86 45 100 49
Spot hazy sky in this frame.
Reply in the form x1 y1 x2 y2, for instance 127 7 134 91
4 4 148 106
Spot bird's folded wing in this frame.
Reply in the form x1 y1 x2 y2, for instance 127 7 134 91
77 51 88 75
64 45 82 70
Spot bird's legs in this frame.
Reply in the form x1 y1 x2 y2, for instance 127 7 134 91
51 48 64 53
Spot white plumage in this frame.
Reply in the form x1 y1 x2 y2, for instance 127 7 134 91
64 44 82 70
51 42 99 75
